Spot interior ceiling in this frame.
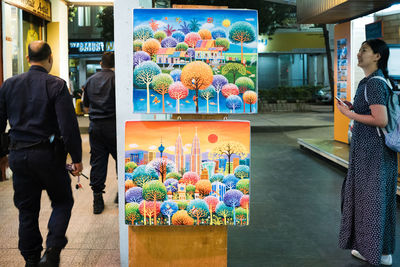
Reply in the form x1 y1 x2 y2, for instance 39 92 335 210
265 0 296 5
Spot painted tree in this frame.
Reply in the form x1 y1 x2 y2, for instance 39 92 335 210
175 42 189 51
164 178 179 193
186 199 210 225
221 63 246 83
134 25 154 42
204 196 219 225
172 210 194 225
198 29 212 40
131 165 159 187
125 173 133 181
212 75 228 113
181 61 214 113
221 83 239 98
199 85 216 113
209 141 247 174
125 203 141 225
235 77 255 94
215 38 230 51
133 40 143 52
212 28 227 39
236 179 249 195
215 202 233 225
170 69 182 82
168 82 188 113
195 180 212 198
186 184 196 198
148 19 159 31
160 200 178 225
161 37 178 48
243 90 258 113
186 48 195 61
177 200 189 210
139 200 161 225
235 207 248 225
151 74 174 113
229 21 256 64
134 61 161 113
226 95 243 113
125 180 135 191
172 31 185 42
125 187 143 203
166 171 182 181
142 38 161 59
125 162 137 173
234 165 250 179
210 173 224 183
133 51 151 67
223 189 243 225
189 18 201 32
154 30 167 42
184 32 201 48
142 180 167 225
223 174 240 190
164 24 176 36
148 158 175 182
240 194 250 224
178 21 191 34
180 171 200 185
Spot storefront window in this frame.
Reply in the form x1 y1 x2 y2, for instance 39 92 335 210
22 12 45 72
3 2 22 78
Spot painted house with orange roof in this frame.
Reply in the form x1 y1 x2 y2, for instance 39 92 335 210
194 40 225 64
156 48 190 67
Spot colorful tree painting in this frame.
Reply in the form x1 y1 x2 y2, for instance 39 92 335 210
164 24 176 36
236 179 249 194
228 21 256 64
125 203 141 225
133 40 143 52
125 173 133 181
149 19 159 31
164 178 179 193
212 75 228 113
186 184 196 198
133 51 151 67
223 174 240 190
189 18 201 32
184 32 201 48
178 21 191 34
142 38 161 58
235 77 255 94
170 70 182 82
161 200 178 225
240 194 250 224
125 162 137 173
125 180 135 191
226 95 243 113
180 171 200 185
221 83 239 98
186 48 195 60
131 165 158 187
221 63 246 83
187 199 210 225
172 31 185 42
161 37 178 48
148 158 175 182
243 90 258 113
168 82 188 113
210 173 224 183
177 200 189 210
175 42 189 51
154 30 167 42
235 207 247 225
215 202 233 225
211 28 227 39
195 180 212 197
134 25 154 42
223 189 243 225
209 141 247 174
234 165 250 179
166 171 182 181
125 187 143 203
139 200 161 225
198 29 212 40
215 38 230 51
199 85 216 113
181 61 213 113
134 61 161 113
204 196 219 225
142 180 167 225
151 74 174 113
172 210 194 225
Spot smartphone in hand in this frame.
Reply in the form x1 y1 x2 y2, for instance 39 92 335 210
335 96 353 109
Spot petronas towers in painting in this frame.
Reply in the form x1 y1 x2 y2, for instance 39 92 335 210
174 128 201 175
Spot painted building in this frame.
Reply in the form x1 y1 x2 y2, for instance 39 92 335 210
175 129 184 173
190 128 201 175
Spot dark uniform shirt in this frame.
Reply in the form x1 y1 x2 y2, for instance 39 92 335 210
83 69 115 120
0 65 82 163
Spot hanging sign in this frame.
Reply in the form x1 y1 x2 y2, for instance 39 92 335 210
4 0 51 21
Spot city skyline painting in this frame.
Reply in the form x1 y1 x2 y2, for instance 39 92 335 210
124 120 251 226
132 8 258 114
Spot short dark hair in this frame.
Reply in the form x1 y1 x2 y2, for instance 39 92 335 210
363 39 389 78
102 52 115 68
28 42 51 62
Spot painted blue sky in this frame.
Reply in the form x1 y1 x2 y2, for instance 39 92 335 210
133 8 258 53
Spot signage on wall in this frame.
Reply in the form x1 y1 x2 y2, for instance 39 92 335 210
4 0 51 21
365 20 383 40
69 40 115 55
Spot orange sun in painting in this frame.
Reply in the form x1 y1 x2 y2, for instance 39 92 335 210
208 134 218 143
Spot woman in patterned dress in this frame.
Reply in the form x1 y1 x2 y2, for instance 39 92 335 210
337 39 398 266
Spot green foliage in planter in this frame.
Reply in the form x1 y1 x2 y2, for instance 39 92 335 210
259 85 323 103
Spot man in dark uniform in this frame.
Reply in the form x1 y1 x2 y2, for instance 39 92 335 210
82 52 116 214
0 41 83 267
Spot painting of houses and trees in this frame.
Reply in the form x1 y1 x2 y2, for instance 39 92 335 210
133 9 258 114
124 121 250 226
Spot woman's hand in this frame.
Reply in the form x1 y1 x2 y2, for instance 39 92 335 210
337 102 352 118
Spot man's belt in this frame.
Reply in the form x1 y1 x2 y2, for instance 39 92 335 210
9 139 52 151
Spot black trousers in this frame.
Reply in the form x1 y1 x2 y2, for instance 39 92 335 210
8 145 73 261
89 118 117 193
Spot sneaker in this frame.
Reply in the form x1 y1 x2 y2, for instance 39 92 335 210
38 248 61 267
381 255 392 266
93 192 104 214
351 250 366 262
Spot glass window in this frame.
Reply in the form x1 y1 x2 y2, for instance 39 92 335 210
78 7 91 27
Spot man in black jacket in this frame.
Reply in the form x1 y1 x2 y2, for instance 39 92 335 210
83 52 117 214
0 41 83 267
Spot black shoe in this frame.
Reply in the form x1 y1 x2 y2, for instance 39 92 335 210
93 192 104 214
38 248 61 267
114 192 118 204
25 255 40 267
